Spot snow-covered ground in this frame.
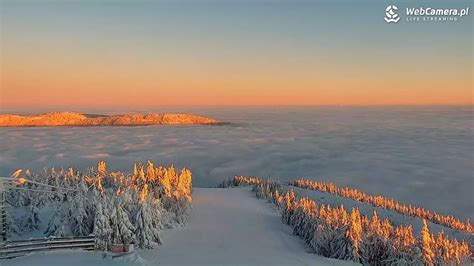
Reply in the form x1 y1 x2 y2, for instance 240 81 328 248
2 188 355 266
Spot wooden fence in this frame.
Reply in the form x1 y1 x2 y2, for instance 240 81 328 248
0 235 95 259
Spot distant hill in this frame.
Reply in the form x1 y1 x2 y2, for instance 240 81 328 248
0 112 222 127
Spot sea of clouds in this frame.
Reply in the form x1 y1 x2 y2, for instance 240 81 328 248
1 106 472 220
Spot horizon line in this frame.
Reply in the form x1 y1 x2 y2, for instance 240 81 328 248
1 103 473 115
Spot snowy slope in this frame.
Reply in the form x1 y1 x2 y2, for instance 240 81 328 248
2 187 355 266
140 187 355 265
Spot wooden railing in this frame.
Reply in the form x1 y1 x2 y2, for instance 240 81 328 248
0 235 95 259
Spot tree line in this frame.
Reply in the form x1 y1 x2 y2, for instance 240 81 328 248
292 178 473 235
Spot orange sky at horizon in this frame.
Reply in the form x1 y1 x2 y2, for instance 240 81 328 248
1 1 472 110
2 38 472 108
1 51 472 109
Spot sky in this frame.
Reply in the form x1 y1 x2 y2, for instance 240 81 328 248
0 0 472 111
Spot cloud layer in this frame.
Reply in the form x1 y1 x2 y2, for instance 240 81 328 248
1 107 472 220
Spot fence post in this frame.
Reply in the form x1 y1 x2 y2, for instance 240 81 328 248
0 181 6 244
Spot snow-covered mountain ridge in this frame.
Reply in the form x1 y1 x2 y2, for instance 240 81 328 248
0 112 221 127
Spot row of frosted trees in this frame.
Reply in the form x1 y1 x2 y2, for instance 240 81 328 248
292 178 473 234
6 161 192 250
221 176 472 265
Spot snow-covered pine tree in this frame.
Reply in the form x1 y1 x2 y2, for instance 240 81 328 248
109 201 119 244
16 189 29 207
135 199 162 248
120 190 138 224
255 184 265 199
38 171 52 206
5 203 20 236
176 168 192 201
173 196 190 225
281 191 296 225
346 208 362 262
310 222 343 258
21 197 41 231
360 211 394 264
110 198 135 245
300 214 316 243
31 189 48 209
420 219 435 265
51 168 64 201
133 163 139 177
160 172 172 198
70 190 92 236
25 170 48 208
146 160 155 183
81 180 96 229
273 190 282 207
97 161 107 176
44 204 69 237
93 201 112 251
391 225 418 264
139 165 146 182
151 198 172 229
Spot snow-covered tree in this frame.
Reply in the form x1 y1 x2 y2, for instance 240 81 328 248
281 190 296 225
310 222 346 259
346 208 362 262
97 161 107 176
110 198 135 245
21 197 41 231
16 190 29 207
146 160 155 182
10 161 194 252
160 171 172 198
4 203 20 236
135 200 162 248
70 191 92 236
93 201 112 251
176 168 192 201
360 211 393 264
152 199 173 229
45 204 70 237
172 196 190 225
420 219 435 265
